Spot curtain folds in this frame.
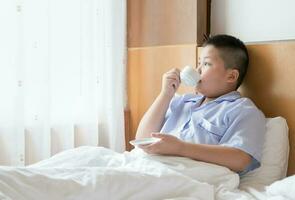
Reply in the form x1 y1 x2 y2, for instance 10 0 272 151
0 0 126 166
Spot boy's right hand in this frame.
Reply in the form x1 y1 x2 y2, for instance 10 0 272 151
161 68 180 98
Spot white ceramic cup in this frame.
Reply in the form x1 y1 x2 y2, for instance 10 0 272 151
180 65 201 86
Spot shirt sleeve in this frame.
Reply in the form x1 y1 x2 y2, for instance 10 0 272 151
219 104 266 164
163 93 182 122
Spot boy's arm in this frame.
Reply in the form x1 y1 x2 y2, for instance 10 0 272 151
135 93 173 139
141 133 251 172
135 68 181 139
180 142 252 172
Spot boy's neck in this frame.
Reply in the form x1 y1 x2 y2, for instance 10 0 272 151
200 97 215 106
199 89 237 106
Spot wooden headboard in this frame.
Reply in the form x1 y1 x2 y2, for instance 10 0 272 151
126 41 295 176
238 41 295 176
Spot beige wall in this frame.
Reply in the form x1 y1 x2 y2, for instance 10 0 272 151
211 0 295 42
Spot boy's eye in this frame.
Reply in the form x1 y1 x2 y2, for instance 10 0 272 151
204 62 211 67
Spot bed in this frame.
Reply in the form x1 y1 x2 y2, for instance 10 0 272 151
0 41 295 200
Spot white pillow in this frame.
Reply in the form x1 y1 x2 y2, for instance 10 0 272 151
266 175 295 199
240 117 289 187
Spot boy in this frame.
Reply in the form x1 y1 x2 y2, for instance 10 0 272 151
135 34 265 175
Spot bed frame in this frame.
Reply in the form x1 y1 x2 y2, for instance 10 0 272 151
126 41 295 176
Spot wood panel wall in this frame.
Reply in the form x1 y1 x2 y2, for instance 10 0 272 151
126 0 209 150
127 0 209 47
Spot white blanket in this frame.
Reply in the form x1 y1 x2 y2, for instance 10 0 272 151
0 146 247 200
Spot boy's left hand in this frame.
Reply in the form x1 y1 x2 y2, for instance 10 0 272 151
138 133 184 156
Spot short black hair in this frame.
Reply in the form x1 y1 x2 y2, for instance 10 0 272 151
203 34 249 89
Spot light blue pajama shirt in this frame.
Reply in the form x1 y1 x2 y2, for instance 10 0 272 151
160 91 266 175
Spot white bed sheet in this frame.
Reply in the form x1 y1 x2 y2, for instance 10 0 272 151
0 146 274 200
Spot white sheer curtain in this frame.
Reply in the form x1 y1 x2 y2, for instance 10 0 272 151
0 0 126 166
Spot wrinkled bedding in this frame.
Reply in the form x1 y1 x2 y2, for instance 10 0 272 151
0 146 266 200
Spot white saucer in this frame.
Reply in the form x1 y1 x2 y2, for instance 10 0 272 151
129 137 161 146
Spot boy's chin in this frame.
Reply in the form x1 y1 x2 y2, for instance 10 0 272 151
194 88 202 95
194 88 198 94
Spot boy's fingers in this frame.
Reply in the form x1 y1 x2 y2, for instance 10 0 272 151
138 144 148 149
168 68 180 73
151 132 165 138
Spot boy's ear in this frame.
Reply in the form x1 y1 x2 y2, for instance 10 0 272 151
227 69 239 83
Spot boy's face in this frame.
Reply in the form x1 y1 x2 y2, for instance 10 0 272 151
196 45 236 98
